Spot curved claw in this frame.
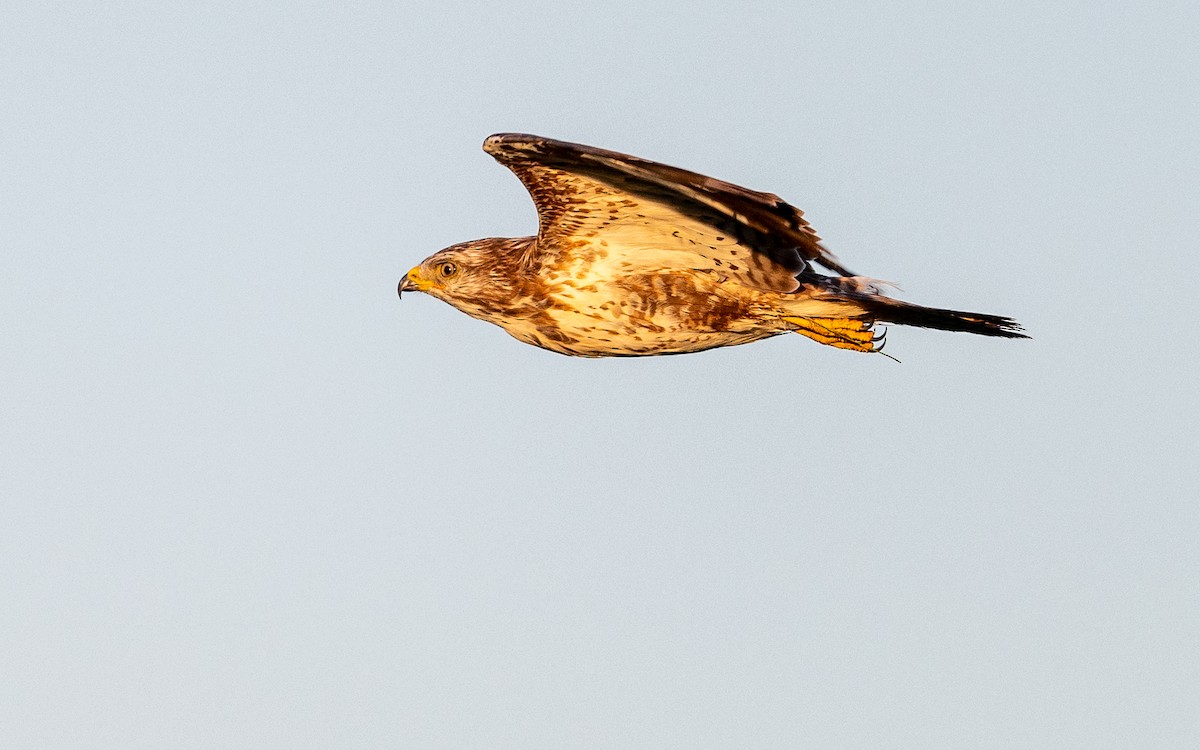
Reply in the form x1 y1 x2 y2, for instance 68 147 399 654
871 328 900 362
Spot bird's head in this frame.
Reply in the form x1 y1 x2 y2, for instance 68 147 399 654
398 238 534 320
398 244 474 301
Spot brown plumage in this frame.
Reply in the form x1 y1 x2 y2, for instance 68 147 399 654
398 133 1027 357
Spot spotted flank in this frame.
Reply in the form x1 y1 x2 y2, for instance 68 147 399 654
398 133 1027 358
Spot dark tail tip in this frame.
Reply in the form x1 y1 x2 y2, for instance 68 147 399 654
867 297 1029 339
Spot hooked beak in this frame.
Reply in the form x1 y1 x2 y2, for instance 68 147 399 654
397 268 425 297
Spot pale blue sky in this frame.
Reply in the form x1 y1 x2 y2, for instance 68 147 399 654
3 1 1198 747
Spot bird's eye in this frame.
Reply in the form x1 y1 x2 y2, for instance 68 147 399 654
438 262 458 278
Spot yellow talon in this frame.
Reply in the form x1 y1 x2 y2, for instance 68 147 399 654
782 316 878 353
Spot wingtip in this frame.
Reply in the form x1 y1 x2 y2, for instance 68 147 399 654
483 132 541 154
482 133 507 153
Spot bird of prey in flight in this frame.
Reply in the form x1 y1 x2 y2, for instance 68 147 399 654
398 134 1026 357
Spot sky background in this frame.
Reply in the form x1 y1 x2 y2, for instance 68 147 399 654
3 1 1198 747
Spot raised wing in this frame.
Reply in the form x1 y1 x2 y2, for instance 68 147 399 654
482 133 854 294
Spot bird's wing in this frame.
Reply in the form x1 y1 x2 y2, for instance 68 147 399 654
483 133 853 294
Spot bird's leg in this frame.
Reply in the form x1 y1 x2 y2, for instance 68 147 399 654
781 316 877 353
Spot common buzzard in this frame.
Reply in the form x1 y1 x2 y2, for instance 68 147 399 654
398 134 1026 357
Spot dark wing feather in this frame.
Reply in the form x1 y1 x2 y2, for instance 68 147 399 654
483 133 854 293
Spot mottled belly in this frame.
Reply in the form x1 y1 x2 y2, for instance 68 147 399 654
508 276 778 357
541 324 775 357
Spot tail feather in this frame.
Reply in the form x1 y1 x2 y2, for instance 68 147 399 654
858 295 1028 339
783 285 1028 354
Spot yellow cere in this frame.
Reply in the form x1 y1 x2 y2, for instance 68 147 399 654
405 267 435 291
